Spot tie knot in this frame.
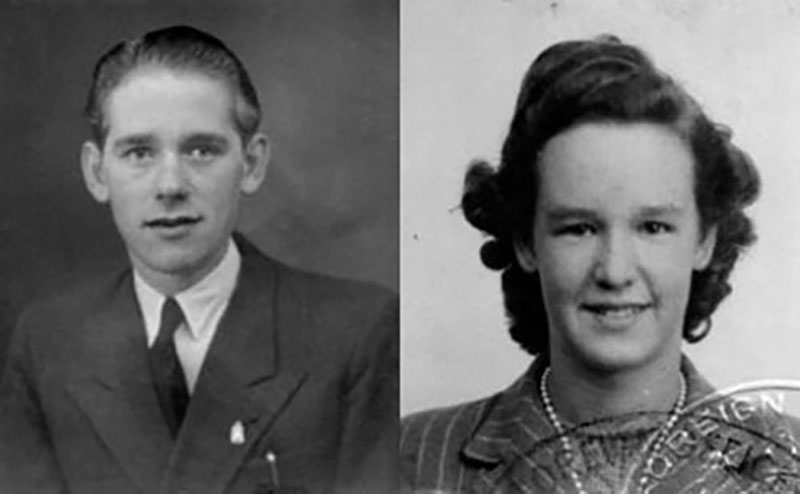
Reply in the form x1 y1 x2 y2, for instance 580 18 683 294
159 298 185 339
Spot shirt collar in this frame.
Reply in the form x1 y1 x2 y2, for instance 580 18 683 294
133 238 241 344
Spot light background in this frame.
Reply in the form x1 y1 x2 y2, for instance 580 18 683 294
401 0 800 415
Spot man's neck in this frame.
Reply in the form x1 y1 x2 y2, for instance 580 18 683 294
130 241 231 297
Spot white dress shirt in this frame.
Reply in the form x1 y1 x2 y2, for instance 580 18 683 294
133 239 241 392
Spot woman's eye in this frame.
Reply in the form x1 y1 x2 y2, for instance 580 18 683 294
641 221 674 235
556 223 596 237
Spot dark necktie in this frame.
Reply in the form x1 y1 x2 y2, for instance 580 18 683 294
149 297 189 437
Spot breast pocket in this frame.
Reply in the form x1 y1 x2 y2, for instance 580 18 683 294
228 456 310 494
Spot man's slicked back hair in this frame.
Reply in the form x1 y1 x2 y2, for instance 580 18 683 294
85 25 262 146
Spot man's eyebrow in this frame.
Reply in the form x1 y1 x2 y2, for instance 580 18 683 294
111 134 155 151
181 133 230 147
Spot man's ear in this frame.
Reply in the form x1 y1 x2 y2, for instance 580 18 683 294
80 141 110 203
513 234 538 273
694 225 718 270
241 132 269 195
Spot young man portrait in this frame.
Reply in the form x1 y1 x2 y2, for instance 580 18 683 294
0 25 397 494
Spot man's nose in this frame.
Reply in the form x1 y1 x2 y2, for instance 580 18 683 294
155 152 189 201
593 231 636 289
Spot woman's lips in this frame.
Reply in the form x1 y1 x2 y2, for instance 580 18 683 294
582 302 652 327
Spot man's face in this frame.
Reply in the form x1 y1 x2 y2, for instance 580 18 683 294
517 122 716 373
81 68 267 292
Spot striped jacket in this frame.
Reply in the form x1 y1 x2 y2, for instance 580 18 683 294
401 357 800 493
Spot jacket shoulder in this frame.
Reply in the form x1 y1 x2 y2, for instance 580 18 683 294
2 268 129 381
15 269 125 338
242 239 397 333
240 235 396 307
276 259 396 310
238 238 398 370
401 396 497 483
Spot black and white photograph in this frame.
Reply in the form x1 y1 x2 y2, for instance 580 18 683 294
0 2 398 493
401 1 800 492
4 1 800 493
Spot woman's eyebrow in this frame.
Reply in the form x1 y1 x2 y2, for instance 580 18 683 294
541 206 598 222
635 204 685 218
540 204 686 223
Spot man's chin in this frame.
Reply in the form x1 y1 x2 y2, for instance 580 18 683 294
131 250 208 280
127 237 231 289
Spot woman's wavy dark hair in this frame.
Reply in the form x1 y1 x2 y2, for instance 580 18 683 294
461 35 760 356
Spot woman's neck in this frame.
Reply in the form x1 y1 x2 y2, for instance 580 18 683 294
545 351 683 426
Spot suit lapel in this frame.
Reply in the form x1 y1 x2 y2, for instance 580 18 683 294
167 244 308 494
67 271 173 493
461 359 561 493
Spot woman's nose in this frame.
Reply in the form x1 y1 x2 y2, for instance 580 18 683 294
592 231 636 289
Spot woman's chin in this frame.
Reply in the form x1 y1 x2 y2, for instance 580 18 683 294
565 337 671 374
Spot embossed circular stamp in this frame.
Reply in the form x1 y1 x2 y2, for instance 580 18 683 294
509 381 800 493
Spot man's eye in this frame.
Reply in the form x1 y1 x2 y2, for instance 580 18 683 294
641 221 674 235
186 145 219 161
555 223 596 237
122 147 153 162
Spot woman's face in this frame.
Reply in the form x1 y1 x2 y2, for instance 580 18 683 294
516 122 716 373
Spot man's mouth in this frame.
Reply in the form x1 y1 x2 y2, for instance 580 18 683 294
144 216 202 228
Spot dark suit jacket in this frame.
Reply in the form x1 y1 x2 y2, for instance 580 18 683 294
0 237 398 494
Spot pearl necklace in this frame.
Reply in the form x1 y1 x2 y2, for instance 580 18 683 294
539 366 686 494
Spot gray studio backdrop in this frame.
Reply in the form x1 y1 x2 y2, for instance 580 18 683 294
0 1 398 371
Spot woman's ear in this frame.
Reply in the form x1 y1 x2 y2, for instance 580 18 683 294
694 225 718 270
513 235 537 273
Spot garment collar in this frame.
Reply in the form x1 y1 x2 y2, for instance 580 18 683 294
461 355 715 466
133 238 241 344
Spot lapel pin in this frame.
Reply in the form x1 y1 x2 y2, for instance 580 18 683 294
230 420 246 445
